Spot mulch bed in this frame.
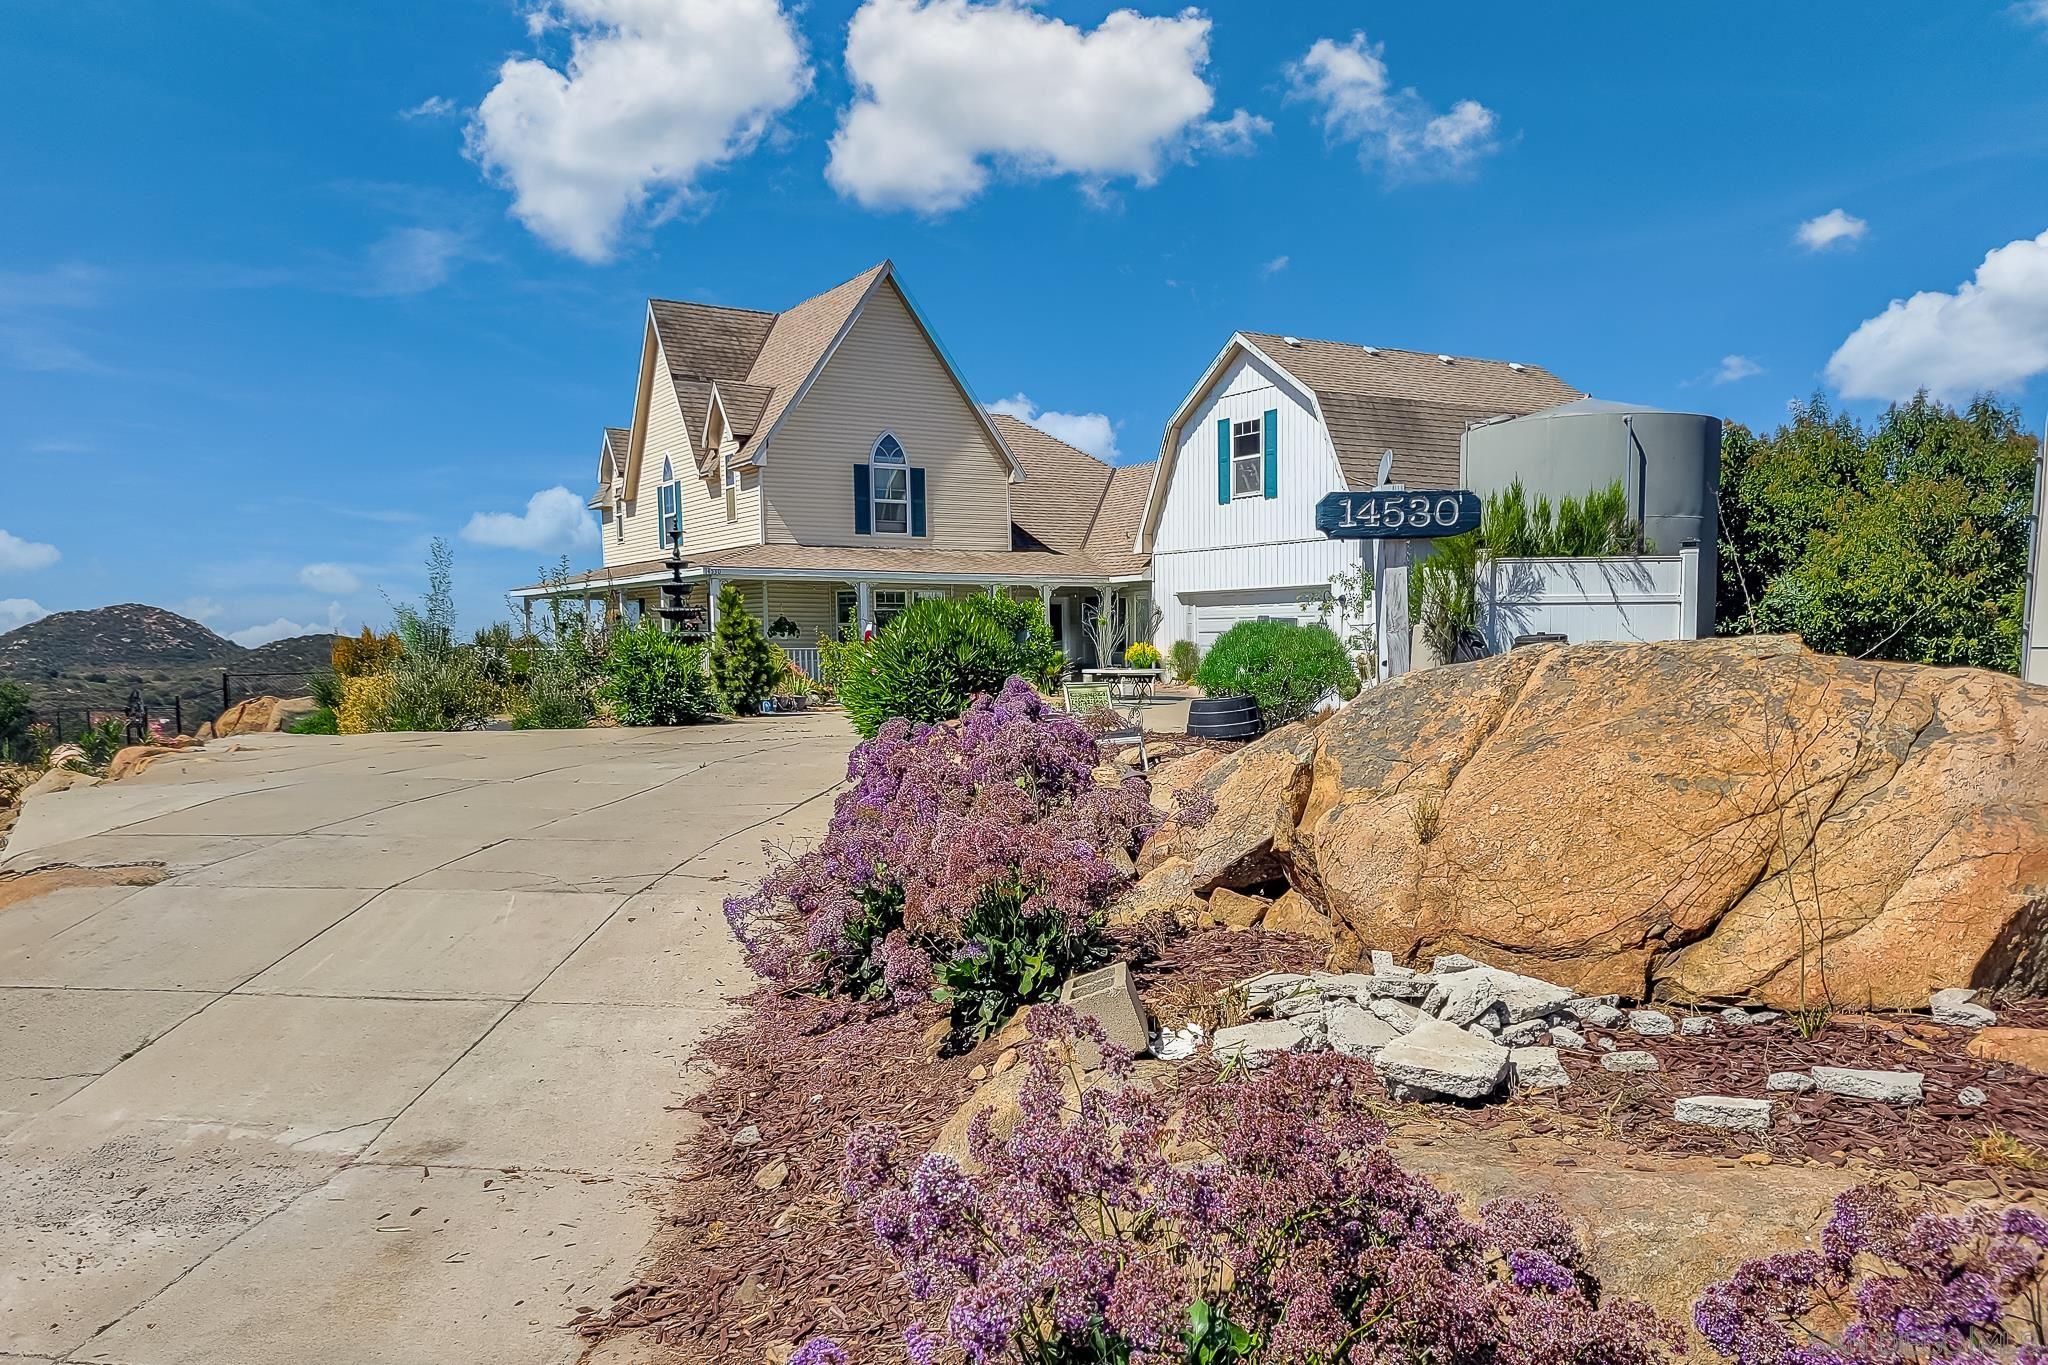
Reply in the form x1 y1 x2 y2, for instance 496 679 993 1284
1454 1001 2048 1191
576 928 1312 1363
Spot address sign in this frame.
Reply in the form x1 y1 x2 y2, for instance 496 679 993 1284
1315 488 1481 540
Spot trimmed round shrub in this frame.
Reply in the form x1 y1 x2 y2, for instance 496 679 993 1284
599 621 715 725
336 672 396 734
1167 637 1201 683
1194 619 1358 727
836 593 1065 739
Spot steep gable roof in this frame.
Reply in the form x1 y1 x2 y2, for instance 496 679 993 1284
592 425 630 507
990 412 1152 576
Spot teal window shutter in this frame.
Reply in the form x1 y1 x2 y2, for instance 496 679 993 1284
853 465 872 535
1216 418 1230 505
1262 408 1279 499
909 467 927 536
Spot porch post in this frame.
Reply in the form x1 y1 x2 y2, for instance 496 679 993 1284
1037 584 1053 622
855 581 875 637
521 597 532 633
1098 582 1115 667
707 576 722 631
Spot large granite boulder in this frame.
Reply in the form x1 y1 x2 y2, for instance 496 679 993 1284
211 695 319 737
1127 637 2048 1010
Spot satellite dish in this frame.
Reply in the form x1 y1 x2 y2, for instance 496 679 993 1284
1376 449 1394 487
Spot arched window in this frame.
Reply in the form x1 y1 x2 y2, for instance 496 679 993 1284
657 455 682 545
869 433 909 535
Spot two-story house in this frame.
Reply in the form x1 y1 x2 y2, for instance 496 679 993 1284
514 262 1156 676
1135 333 1582 652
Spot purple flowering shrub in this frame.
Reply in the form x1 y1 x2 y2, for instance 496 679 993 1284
1694 1183 2047 1365
725 679 1155 1050
840 1004 1682 1364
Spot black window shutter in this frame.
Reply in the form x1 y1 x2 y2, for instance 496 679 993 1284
853 464 872 535
909 467 927 537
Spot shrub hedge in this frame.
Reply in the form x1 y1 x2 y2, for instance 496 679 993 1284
835 593 1065 739
1194 618 1357 727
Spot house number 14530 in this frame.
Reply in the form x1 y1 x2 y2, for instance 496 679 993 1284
1314 489 1482 540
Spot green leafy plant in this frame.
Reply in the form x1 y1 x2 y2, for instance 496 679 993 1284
599 620 714 725
368 539 499 732
287 707 339 735
76 716 127 769
1167 639 1202 684
708 584 780 715
0 679 34 763
932 883 1114 1052
1124 641 1162 670
835 592 1065 739
1194 619 1357 728
1412 531 1484 663
507 614 604 730
306 669 343 711
1184 1299 1256 1364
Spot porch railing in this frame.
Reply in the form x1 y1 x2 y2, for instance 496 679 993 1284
783 645 823 682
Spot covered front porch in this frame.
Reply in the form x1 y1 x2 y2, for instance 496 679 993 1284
512 565 1153 683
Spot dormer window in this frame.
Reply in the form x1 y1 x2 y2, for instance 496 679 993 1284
658 455 682 545
870 433 908 535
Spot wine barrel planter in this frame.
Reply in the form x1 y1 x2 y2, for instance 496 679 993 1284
1187 695 1263 739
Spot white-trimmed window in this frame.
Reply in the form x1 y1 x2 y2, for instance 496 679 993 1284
835 589 858 636
724 464 739 522
1231 417 1264 498
874 589 908 629
870 433 909 535
657 456 682 546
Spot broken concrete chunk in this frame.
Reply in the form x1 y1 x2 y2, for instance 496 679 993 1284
1811 1067 1924 1104
1432 953 1485 974
1766 1071 1814 1093
1369 998 1424 1034
1370 950 1413 978
1748 1010 1783 1025
1674 1095 1772 1134
1510 1045 1570 1090
1548 1025 1587 1050
1241 972 1312 1013
1930 988 1997 1029
1958 1086 1988 1107
1628 1009 1676 1037
1432 972 1505 1028
1498 1019 1550 1048
1564 999 1625 1028
1058 961 1152 1063
1212 1020 1311 1065
1373 1016 1510 1100
1326 1001 1401 1059
1602 1050 1660 1073
1272 989 1328 1021
1719 1007 1753 1026
1352 974 1435 1001
1680 1016 1715 1037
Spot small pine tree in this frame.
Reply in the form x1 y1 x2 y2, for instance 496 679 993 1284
708 584 779 715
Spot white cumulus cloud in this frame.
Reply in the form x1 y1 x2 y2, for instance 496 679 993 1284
1287 32 1499 178
467 0 812 261
988 393 1121 462
298 563 362 595
228 605 344 648
1827 229 2048 402
401 95 457 120
0 598 48 632
1795 209 1868 252
1712 355 1763 385
827 0 1264 214
0 529 60 572
462 485 600 551
178 597 226 623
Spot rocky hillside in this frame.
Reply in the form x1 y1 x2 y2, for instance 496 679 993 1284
0 604 335 735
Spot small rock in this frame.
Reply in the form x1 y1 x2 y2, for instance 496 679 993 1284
1207 887 1270 929
1766 1071 1814 1093
753 1158 790 1190
1326 1002 1401 1059
1602 1050 1660 1073
1748 1010 1783 1025
1432 953 1484 974
1510 1045 1570 1090
1674 1095 1772 1134
1594 1035 1617 1052
1957 1086 1987 1107
1548 1025 1587 1050
1373 1016 1510 1100
1565 1000 1625 1028
1628 1009 1676 1037
968 1064 988 1082
1370 950 1413 978
1719 1007 1753 1026
1152 1024 1204 1061
730 1124 763 1147
1369 998 1424 1034
1811 1066 1924 1104
1498 1018 1550 1048
1564 994 1621 1013
1930 987 1997 1029
1213 1020 1311 1065
1738 1152 1773 1166
1680 1016 1715 1037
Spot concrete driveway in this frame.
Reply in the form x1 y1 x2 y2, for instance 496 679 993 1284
0 716 850 1364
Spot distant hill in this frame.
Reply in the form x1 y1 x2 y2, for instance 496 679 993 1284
0 604 335 736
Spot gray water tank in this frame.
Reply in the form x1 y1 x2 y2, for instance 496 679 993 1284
1460 397 1722 635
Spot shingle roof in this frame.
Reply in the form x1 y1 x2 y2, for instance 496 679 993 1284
989 412 1154 575
1237 333 1582 488
1083 463 1155 575
592 426 631 507
517 541 1145 593
733 263 889 464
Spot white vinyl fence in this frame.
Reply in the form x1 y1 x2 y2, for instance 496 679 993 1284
1475 545 1703 653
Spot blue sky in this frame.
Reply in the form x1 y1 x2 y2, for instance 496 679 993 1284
4 1 2047 642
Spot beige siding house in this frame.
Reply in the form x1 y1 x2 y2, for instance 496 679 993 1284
517 262 1156 677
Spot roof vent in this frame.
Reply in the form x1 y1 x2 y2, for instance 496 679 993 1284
1360 345 1381 355
1437 354 1454 365
1508 362 1527 372
1282 335 1301 347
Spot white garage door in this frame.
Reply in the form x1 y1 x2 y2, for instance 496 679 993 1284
1186 588 1327 649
